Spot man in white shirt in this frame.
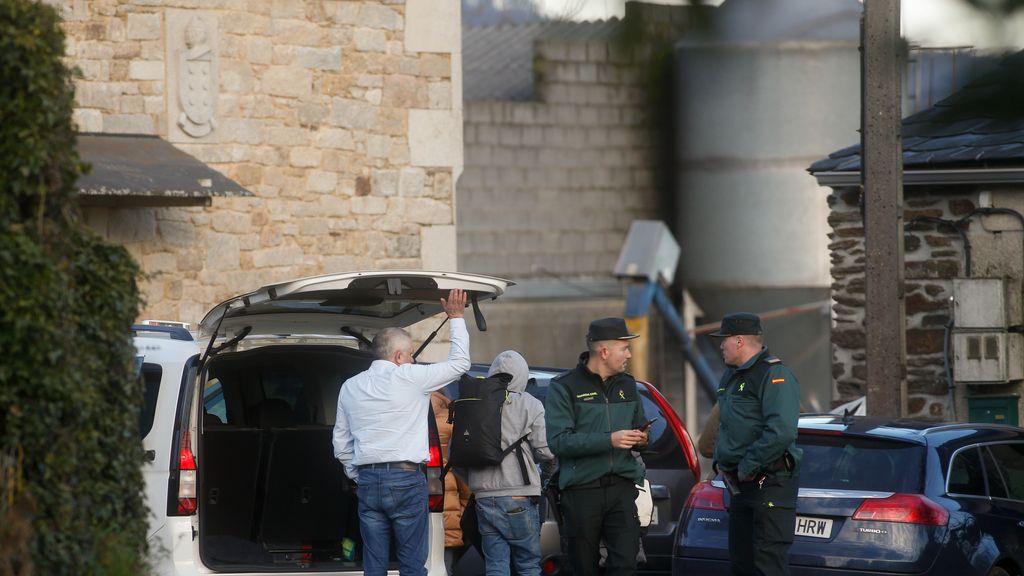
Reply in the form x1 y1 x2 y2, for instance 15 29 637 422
333 289 468 576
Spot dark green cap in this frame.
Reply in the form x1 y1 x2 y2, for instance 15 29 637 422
587 317 639 342
710 312 762 337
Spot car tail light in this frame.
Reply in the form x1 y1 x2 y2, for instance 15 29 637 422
685 480 725 511
174 429 198 515
640 381 701 480
852 493 948 526
541 556 561 575
427 431 444 512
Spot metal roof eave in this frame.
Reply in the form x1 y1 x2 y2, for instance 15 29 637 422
75 133 251 207
813 167 1024 188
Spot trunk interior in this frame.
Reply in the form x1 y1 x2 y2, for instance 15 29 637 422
198 344 378 571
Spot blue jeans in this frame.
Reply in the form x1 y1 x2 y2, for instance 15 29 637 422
357 468 428 576
475 496 541 576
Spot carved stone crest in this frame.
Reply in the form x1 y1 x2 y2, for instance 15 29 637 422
166 11 218 142
178 17 216 137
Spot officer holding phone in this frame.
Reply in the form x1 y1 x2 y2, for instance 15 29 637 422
711 312 801 576
545 317 649 576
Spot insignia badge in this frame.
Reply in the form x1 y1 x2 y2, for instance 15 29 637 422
771 377 785 384
618 390 626 400
738 382 746 392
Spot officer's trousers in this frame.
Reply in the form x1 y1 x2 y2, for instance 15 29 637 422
727 472 798 576
559 477 639 576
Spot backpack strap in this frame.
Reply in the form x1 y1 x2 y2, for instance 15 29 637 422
500 434 532 485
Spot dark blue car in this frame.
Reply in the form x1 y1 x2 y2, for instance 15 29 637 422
673 414 1024 576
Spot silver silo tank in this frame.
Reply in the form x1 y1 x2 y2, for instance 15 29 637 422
675 0 862 412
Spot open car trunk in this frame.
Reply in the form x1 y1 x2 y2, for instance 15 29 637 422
198 344 376 571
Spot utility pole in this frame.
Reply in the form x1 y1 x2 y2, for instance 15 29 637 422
862 0 907 418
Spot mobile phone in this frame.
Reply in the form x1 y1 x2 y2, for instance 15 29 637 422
638 417 659 432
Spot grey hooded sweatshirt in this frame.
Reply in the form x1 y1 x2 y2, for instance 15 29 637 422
454 350 555 497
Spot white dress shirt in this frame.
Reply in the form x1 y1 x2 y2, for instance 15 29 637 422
333 318 469 481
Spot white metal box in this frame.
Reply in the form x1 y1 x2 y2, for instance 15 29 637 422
953 278 1005 329
614 220 681 283
953 331 1024 383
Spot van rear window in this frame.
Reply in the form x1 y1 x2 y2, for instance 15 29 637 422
797 433 925 493
138 363 162 438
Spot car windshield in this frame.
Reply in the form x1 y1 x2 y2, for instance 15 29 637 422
797 433 925 493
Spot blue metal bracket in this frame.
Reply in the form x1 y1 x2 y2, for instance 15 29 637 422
625 282 719 402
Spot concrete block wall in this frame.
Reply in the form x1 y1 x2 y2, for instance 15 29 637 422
458 38 660 280
54 0 462 326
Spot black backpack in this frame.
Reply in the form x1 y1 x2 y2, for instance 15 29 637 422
443 373 531 483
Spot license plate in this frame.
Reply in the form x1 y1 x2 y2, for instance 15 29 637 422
794 516 832 539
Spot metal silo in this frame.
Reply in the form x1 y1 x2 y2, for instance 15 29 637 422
674 0 862 411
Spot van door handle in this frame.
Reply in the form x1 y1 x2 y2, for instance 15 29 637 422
143 450 156 462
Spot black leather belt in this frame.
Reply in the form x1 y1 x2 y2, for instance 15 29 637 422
566 474 632 490
357 461 424 472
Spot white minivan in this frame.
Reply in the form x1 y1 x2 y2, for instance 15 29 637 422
135 271 511 575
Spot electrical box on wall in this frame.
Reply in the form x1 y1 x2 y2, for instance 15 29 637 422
952 278 1021 384
953 332 1024 383
953 278 1005 329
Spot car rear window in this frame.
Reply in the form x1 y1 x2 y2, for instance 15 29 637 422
797 433 925 493
988 443 1024 501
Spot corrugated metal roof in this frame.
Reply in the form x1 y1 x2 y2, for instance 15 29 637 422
76 133 251 207
462 19 623 101
810 50 1024 175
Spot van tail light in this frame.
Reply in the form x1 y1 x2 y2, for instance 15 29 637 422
685 480 726 511
852 493 948 526
426 408 444 513
172 429 198 515
427 443 444 512
640 381 701 480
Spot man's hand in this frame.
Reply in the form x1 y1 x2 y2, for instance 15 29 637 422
633 428 649 449
611 429 646 449
441 289 466 318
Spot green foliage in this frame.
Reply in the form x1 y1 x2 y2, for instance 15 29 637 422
0 0 84 231
0 1 147 574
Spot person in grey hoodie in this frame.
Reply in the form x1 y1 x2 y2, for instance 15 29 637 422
454 350 555 576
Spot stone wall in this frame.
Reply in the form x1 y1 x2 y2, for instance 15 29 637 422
52 0 462 326
828 185 1024 420
458 39 660 279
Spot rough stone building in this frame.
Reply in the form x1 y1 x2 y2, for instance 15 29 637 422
51 0 464 333
458 3 702 371
810 51 1024 424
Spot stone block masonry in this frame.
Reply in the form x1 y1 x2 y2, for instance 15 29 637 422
827 186 1024 420
60 0 463 327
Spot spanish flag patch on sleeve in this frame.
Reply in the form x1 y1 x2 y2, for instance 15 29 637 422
771 377 785 384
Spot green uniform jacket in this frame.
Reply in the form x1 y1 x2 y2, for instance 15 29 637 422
714 347 802 479
545 353 647 490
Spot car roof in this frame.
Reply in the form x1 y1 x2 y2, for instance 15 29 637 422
799 413 1024 447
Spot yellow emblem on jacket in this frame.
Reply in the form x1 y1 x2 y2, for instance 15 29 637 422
619 390 626 400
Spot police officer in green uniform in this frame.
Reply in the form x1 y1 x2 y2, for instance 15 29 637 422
711 312 802 576
545 317 648 576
